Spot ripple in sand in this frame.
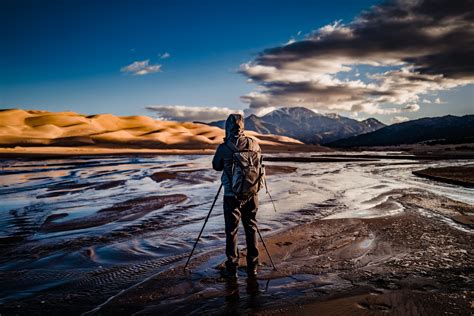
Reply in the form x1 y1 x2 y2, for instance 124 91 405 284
39 194 187 233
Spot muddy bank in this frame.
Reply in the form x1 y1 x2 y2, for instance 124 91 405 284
413 165 474 188
400 190 474 227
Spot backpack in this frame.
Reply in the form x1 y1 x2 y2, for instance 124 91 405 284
225 136 265 200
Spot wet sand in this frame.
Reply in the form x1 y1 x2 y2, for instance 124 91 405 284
37 179 127 198
413 165 474 188
91 192 473 315
40 194 188 233
149 165 297 186
0 154 473 315
6 191 470 315
264 165 298 176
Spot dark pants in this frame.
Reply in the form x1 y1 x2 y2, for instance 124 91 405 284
223 195 259 271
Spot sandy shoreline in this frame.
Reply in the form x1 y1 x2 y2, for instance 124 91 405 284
0 144 329 158
0 146 218 158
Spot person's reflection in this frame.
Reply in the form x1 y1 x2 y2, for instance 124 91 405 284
223 276 261 313
224 277 240 302
246 276 260 309
223 277 240 315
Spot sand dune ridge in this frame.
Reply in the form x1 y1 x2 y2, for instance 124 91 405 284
0 109 303 149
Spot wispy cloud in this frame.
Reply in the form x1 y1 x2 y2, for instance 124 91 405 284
240 0 474 116
403 104 420 112
121 60 162 76
159 52 171 59
146 105 243 122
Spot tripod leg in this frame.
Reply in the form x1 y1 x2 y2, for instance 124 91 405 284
184 184 223 271
264 178 277 213
256 225 277 271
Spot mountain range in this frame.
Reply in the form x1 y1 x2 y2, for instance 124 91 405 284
326 114 474 148
208 107 386 144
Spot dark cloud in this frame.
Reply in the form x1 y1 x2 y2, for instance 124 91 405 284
240 0 474 115
146 105 243 122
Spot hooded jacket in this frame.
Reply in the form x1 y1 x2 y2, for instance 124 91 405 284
212 114 261 196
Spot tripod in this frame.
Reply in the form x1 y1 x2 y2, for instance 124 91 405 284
183 184 277 271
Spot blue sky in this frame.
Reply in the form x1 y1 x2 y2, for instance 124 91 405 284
1 0 473 123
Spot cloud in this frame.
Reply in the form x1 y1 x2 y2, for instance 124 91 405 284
434 97 446 104
146 105 243 122
403 103 420 112
391 116 410 124
121 60 162 75
240 0 474 116
160 52 171 59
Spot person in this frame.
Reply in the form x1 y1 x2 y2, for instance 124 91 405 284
212 114 261 278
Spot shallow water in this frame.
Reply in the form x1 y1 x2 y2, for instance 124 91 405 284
0 153 472 304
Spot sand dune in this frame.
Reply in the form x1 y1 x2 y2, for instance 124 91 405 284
0 109 313 152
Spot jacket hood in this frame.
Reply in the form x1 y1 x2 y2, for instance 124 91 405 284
224 114 244 141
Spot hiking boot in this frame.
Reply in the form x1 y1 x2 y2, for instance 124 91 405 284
220 266 238 279
247 266 258 278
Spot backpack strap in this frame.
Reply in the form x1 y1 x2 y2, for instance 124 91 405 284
224 136 245 153
224 140 239 153
221 139 238 185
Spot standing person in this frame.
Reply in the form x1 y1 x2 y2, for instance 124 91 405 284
212 114 264 279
